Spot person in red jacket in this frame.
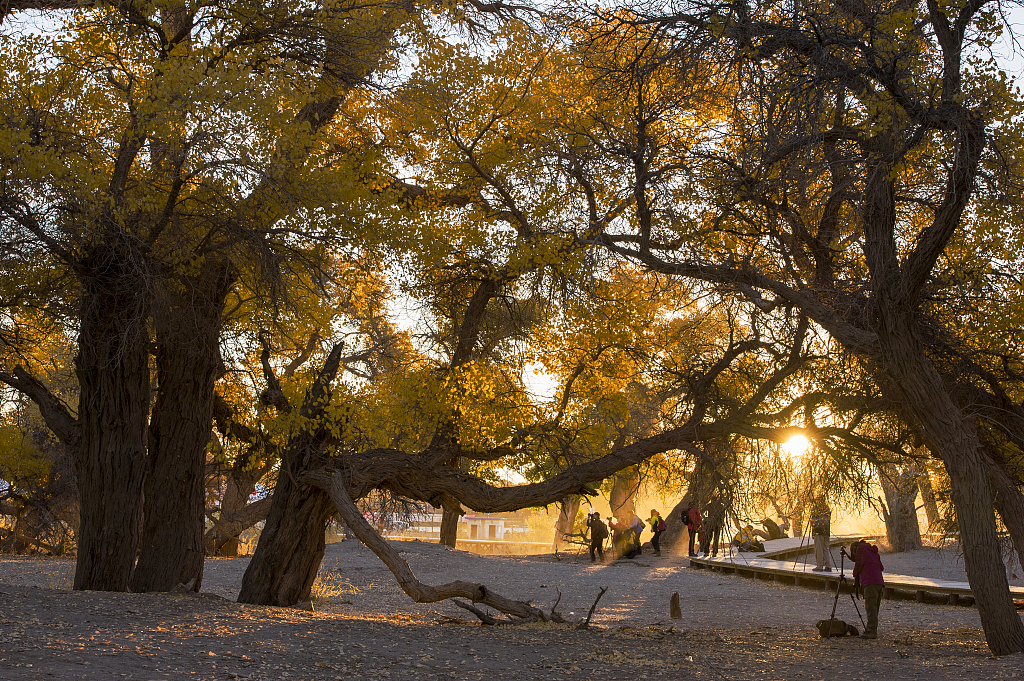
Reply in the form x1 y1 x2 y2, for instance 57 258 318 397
852 540 885 639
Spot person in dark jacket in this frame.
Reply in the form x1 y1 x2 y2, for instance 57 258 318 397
683 505 702 557
852 540 885 639
586 512 607 563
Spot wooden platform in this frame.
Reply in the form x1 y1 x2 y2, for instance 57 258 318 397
689 537 1024 606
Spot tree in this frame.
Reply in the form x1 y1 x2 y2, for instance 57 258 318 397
579 0 1024 652
0 0 415 590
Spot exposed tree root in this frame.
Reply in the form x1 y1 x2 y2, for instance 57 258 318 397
311 469 567 624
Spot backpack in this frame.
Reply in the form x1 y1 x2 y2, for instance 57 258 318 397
657 519 667 532
816 619 859 638
592 519 608 540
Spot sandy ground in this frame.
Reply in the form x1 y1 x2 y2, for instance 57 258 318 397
1 539 1022 680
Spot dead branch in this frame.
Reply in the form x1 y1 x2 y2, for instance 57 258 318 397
578 587 609 629
309 468 565 624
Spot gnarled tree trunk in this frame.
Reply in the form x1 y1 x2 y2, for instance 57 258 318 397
552 496 581 552
877 462 923 552
236 344 344 606
73 236 152 591
608 468 639 522
133 257 235 592
878 311 1024 653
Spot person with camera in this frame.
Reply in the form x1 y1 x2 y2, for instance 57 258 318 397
586 511 607 563
852 540 885 639
810 496 833 572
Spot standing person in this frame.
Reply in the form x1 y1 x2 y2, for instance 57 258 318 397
700 497 724 557
684 505 702 557
852 540 885 639
810 496 833 572
587 512 607 563
648 509 665 556
608 516 624 558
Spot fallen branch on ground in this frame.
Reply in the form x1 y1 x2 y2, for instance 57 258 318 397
309 468 567 624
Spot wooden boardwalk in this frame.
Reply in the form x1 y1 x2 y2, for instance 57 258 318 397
689 536 1024 606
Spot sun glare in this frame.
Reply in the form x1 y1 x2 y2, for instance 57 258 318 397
781 435 810 458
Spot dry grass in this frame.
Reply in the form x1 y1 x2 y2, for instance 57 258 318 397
310 567 362 602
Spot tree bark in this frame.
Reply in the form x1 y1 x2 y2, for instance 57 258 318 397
133 257 235 592
608 468 639 521
987 458 1024 573
236 344 344 606
439 496 460 547
73 236 152 591
877 462 923 552
552 496 581 551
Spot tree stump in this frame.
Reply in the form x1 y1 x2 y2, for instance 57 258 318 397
670 592 682 619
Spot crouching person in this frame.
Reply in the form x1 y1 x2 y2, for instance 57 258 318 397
852 540 884 639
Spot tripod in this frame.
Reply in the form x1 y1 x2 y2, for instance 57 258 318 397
825 546 866 638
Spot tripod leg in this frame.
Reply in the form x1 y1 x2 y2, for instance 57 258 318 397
845 577 866 629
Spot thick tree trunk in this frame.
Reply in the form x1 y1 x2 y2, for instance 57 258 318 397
608 468 639 521
552 496 581 551
133 258 234 592
235 473 334 606
878 315 1024 654
236 344 344 606
877 462 923 552
73 237 151 591
662 456 717 549
439 497 460 548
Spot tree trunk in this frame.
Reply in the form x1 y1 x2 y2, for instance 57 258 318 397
237 344 345 606
205 463 271 556
608 468 639 521
133 258 235 592
918 465 941 531
877 462 923 552
662 456 718 549
73 237 152 591
552 496 581 551
878 314 1024 654
987 458 1024 574
235 471 334 606
439 497 460 547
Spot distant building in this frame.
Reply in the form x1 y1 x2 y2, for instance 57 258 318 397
406 509 529 541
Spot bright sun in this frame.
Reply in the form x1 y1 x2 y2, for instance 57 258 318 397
781 435 810 457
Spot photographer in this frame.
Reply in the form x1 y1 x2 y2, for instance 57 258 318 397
586 511 607 563
810 496 833 572
852 540 885 639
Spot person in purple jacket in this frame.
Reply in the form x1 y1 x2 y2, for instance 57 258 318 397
852 540 885 639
